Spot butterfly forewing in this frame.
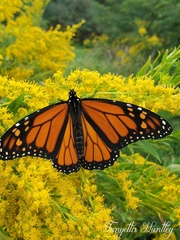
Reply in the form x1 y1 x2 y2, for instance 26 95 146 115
0 102 69 160
81 99 172 150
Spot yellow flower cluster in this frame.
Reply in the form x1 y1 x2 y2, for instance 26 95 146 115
0 159 118 239
0 68 179 133
138 26 147 36
161 174 180 203
152 232 176 240
5 25 75 72
0 0 49 26
0 0 22 22
101 153 180 231
147 34 161 46
0 0 83 81
0 54 2 64
116 171 141 210
83 34 108 48
52 69 179 114
174 207 180 227
128 33 162 56
113 19 163 67
131 154 180 226
0 107 14 135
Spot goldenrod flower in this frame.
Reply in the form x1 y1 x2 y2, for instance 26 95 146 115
0 0 83 81
0 159 118 239
138 27 147 36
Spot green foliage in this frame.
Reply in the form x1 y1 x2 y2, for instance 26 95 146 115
44 0 180 48
137 46 180 87
65 44 119 76
44 0 180 76
95 156 180 239
7 94 29 115
43 0 106 42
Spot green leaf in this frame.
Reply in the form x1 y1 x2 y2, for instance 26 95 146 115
171 130 180 141
7 93 28 114
170 75 180 87
136 56 151 76
0 227 8 240
147 176 164 189
161 49 169 64
143 166 155 183
136 141 161 162
103 191 126 207
130 173 143 186
150 186 164 194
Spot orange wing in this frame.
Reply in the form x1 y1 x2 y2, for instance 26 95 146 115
0 102 79 173
0 90 172 174
80 99 172 169
81 113 119 170
53 114 80 173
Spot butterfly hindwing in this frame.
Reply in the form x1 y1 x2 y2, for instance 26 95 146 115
80 112 119 170
53 114 80 173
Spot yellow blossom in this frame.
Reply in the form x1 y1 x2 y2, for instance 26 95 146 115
0 158 118 239
138 26 147 36
147 34 161 46
152 232 176 240
0 69 179 137
0 0 83 81
0 0 23 22
83 38 91 47
173 207 180 227
0 55 3 64
116 171 141 210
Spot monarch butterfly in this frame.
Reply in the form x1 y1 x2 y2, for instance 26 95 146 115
0 89 172 174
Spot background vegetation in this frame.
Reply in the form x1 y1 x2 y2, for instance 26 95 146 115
0 0 180 239
44 0 180 75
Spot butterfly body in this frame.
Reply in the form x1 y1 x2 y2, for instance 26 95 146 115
68 90 84 159
0 90 172 174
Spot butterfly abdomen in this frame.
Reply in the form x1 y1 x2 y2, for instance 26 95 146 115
74 124 84 158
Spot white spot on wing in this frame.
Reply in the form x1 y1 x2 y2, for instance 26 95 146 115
127 104 132 107
162 120 166 125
